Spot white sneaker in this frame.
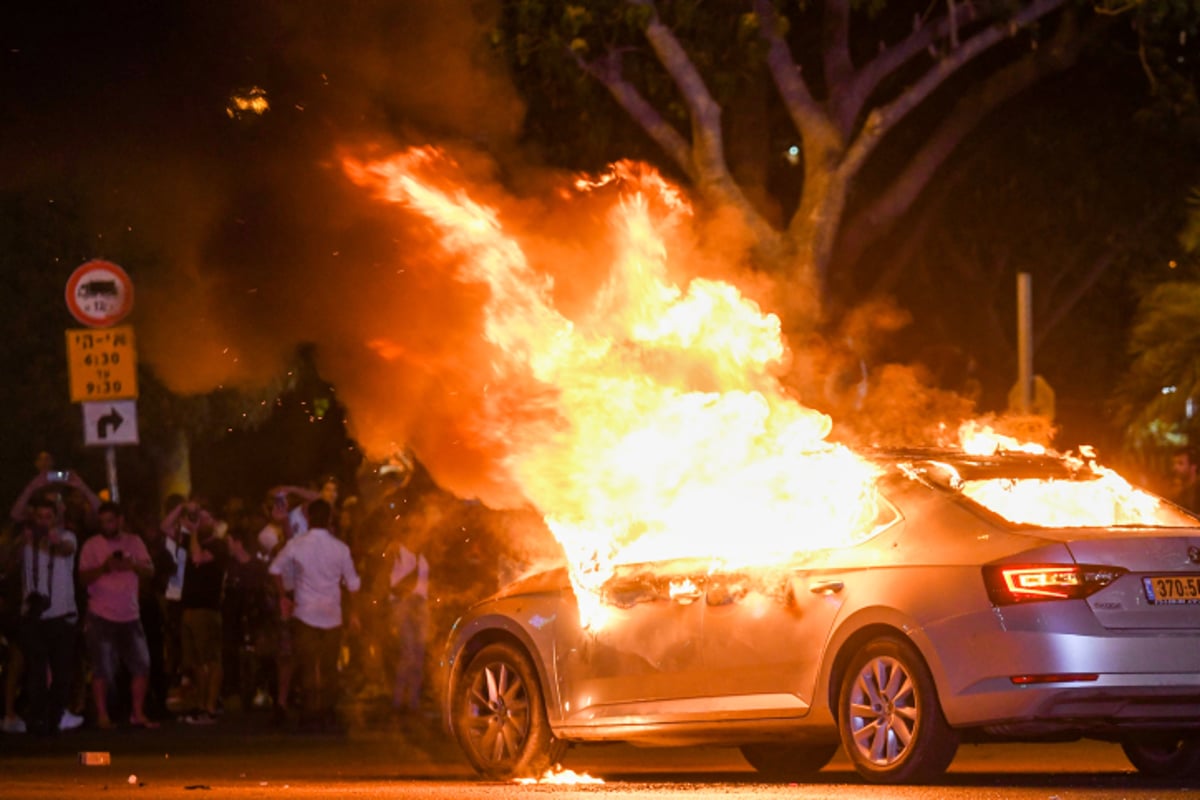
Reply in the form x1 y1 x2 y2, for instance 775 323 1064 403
59 710 85 731
2 715 26 734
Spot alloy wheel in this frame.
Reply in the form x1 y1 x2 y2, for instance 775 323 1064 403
464 659 532 765
846 654 919 767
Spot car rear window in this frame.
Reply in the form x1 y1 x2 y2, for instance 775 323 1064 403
907 457 1199 529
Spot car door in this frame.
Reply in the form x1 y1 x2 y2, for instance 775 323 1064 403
702 490 902 715
556 563 710 725
701 562 844 716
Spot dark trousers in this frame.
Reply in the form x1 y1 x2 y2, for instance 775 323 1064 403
140 594 168 718
21 615 76 734
291 620 341 723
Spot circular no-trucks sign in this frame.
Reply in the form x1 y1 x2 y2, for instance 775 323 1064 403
66 260 134 327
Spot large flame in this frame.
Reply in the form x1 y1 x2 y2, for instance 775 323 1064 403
344 147 880 624
955 425 1193 528
958 419 1047 456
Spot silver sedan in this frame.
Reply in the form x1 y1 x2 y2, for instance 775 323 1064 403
441 451 1200 783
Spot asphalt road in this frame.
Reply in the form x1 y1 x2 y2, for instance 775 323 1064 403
2 709 1199 799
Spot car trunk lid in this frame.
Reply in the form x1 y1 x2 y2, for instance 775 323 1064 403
1055 530 1200 630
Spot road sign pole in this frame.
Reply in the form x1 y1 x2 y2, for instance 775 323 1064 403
1016 273 1033 414
105 445 120 504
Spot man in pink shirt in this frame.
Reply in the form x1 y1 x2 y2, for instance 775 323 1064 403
79 502 157 729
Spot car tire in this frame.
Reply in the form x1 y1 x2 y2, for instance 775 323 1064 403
739 742 839 780
837 636 958 784
1122 738 1200 778
452 641 565 779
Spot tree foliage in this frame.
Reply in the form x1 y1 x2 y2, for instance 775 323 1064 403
495 0 1198 308
1114 279 1200 446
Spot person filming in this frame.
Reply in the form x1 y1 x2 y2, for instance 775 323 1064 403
78 502 158 729
17 497 78 736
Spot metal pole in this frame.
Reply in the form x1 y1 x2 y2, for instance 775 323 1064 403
1017 272 1033 414
105 445 120 503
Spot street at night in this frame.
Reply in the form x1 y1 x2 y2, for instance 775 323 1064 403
5 1 1200 795
3 711 1200 800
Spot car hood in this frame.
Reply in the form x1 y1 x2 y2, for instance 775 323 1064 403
486 565 571 603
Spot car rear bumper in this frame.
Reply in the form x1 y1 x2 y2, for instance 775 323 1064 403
970 684 1200 739
925 604 1200 735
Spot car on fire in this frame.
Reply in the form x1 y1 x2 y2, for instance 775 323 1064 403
441 448 1200 783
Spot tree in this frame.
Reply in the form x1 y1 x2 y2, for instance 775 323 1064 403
1113 187 1200 450
494 0 1191 309
1113 280 1200 448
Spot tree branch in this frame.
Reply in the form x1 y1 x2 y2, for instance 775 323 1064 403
1035 201 1172 348
626 0 782 252
629 0 727 182
576 48 696 181
841 9 1094 275
752 0 838 146
821 0 855 103
843 1 985 131
844 0 1070 175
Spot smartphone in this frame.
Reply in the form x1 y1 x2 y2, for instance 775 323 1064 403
48 470 69 482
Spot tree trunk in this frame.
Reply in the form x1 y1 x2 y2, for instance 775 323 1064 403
778 140 852 318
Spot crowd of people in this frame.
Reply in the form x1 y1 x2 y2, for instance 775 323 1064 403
0 451 528 737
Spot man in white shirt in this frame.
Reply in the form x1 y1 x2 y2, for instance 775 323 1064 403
267 499 359 731
18 497 78 736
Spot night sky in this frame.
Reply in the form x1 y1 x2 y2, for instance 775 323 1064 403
1 1 542 499
2 0 530 386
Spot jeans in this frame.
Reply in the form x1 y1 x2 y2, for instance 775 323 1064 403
85 614 151 682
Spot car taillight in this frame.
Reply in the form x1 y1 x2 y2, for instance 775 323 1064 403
982 564 1126 605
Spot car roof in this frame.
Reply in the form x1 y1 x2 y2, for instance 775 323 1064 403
861 447 1085 482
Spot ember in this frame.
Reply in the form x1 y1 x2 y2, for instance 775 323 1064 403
225 86 269 119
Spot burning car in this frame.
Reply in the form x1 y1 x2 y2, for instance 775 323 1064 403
442 448 1200 784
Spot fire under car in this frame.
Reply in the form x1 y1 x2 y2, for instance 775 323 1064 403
440 448 1200 783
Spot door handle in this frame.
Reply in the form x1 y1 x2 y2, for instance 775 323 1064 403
809 580 844 595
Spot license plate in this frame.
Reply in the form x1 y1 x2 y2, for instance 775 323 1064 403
1143 576 1200 604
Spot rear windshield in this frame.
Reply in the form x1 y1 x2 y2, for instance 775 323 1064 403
906 457 1200 529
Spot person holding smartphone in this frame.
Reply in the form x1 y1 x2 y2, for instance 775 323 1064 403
9 452 102 525
79 502 156 729
16 496 78 735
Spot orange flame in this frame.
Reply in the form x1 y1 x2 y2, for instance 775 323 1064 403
955 427 1192 528
226 86 269 119
958 420 1047 456
345 147 883 624
515 766 604 785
